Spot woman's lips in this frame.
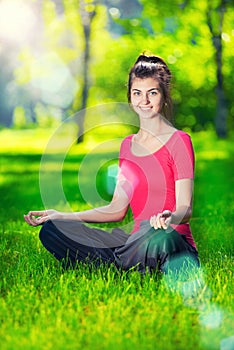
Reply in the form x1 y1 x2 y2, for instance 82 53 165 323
139 106 152 111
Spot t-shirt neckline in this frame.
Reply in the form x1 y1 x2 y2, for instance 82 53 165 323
129 130 179 158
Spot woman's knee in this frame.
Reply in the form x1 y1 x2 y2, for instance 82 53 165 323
39 220 56 245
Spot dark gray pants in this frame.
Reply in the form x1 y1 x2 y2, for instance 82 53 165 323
39 220 199 274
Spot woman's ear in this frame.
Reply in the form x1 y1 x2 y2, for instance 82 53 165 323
159 98 165 112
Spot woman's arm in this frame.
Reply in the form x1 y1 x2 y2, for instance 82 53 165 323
150 178 193 230
170 178 193 224
24 179 130 226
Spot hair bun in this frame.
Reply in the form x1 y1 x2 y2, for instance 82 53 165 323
134 54 171 85
135 54 167 67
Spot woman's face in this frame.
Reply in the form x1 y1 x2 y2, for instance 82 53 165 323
130 77 162 119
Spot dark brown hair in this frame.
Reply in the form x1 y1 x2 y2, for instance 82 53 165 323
128 53 173 121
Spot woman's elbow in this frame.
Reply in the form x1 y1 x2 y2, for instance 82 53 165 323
113 207 128 222
184 206 192 222
177 205 192 224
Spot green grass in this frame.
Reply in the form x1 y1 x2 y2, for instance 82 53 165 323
0 128 233 350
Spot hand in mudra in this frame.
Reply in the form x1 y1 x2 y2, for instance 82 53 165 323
150 210 172 230
24 209 60 226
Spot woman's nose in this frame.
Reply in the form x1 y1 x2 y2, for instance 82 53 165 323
141 93 150 104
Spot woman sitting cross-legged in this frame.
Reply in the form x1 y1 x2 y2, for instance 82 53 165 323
24 53 200 277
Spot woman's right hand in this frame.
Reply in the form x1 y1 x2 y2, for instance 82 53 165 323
150 210 172 230
24 209 61 226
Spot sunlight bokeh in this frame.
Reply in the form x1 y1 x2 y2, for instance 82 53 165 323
0 0 36 44
30 52 79 108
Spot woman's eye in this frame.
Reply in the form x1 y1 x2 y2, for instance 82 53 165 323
150 91 157 96
133 91 141 96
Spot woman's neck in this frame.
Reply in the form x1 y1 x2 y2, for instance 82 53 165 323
138 115 174 137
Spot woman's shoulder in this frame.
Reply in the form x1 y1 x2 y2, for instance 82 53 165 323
119 134 134 154
123 134 135 141
172 129 192 142
165 130 194 155
177 129 191 137
169 130 194 157
120 134 134 146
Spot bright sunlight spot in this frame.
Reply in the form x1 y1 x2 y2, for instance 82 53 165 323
0 0 36 44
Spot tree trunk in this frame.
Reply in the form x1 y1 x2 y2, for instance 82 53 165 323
214 29 228 138
77 1 96 143
0 55 14 127
207 0 228 138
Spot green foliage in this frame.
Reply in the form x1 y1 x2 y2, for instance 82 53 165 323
87 0 234 133
13 106 27 129
1 0 233 133
0 129 233 349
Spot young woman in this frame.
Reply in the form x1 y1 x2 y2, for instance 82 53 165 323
24 53 199 274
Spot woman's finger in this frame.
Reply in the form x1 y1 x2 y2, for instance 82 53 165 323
36 215 49 224
155 214 162 229
150 215 155 226
28 210 45 217
24 214 43 226
150 215 158 229
155 213 168 229
161 217 167 229
150 213 169 230
24 215 31 225
24 215 35 226
162 210 171 218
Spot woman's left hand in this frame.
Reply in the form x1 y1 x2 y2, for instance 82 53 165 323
24 209 61 226
150 210 172 230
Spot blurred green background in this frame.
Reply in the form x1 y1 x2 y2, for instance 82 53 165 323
0 0 233 140
1 3 234 349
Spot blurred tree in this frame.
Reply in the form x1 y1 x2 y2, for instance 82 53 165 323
1 0 233 138
76 0 97 143
126 0 234 137
207 0 229 138
0 0 39 127
113 0 234 137
103 0 143 36
33 0 97 142
0 53 15 127
0 0 44 127
75 0 142 142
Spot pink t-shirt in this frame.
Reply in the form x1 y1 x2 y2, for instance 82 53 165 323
118 130 196 248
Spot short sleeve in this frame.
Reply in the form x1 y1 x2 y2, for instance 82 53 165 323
170 132 195 181
118 135 132 167
117 136 134 199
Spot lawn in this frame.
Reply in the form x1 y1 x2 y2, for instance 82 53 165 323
0 127 233 350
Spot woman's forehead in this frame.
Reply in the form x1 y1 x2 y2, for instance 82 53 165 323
131 77 160 90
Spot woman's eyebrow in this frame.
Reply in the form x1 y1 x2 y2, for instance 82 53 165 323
132 87 160 91
148 87 160 92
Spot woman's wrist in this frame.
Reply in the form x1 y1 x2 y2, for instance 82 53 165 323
61 212 83 221
170 207 191 225
170 212 177 225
